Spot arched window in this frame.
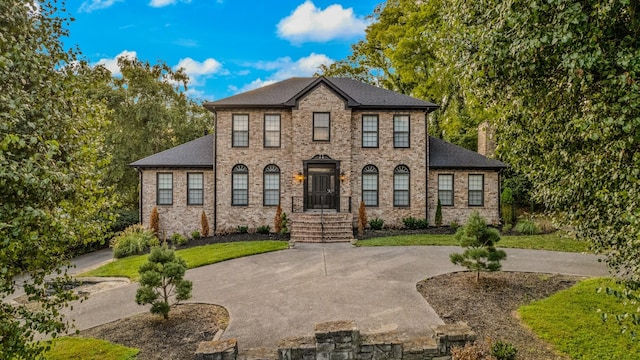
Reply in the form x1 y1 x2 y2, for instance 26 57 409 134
362 165 378 207
393 165 410 207
263 164 280 206
232 164 248 206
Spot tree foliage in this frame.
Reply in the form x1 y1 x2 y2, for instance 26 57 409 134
135 246 192 320
450 212 506 281
95 57 213 208
0 1 115 357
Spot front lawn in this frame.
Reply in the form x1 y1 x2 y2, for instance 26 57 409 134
357 233 589 252
44 337 138 360
79 241 288 281
519 277 640 359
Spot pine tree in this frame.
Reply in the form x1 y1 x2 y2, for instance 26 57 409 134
201 210 210 237
358 200 367 237
274 204 282 234
150 206 159 236
435 198 443 226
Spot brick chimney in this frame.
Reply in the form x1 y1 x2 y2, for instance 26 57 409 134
477 121 496 158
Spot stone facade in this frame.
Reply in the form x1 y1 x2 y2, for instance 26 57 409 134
140 168 214 238
427 170 501 225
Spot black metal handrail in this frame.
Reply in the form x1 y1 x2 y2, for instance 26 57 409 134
291 196 352 213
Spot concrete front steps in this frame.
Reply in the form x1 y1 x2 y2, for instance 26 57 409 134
289 212 354 243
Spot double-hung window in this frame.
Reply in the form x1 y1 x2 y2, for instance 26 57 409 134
313 112 330 141
157 173 173 205
362 165 379 207
232 164 248 206
263 165 280 206
393 165 410 207
362 115 378 148
187 173 204 205
468 174 484 206
438 174 454 206
264 114 280 148
393 115 410 148
232 114 249 147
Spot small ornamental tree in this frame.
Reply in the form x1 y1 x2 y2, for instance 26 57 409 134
450 211 506 282
274 204 282 234
435 198 443 226
500 187 514 226
358 200 367 237
149 206 159 236
135 246 193 319
201 210 210 237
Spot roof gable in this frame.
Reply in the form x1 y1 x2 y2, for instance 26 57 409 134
429 136 507 169
204 77 439 111
129 134 213 168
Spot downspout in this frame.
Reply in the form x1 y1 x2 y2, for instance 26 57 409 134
213 110 218 235
138 168 143 224
498 168 503 225
425 111 429 222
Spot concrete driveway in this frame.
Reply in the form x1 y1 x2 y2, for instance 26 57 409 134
64 244 610 351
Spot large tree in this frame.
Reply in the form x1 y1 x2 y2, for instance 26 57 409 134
97 58 213 208
0 1 116 357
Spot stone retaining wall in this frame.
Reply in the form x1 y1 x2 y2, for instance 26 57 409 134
195 321 475 360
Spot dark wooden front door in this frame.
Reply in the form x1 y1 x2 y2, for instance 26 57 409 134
306 164 336 209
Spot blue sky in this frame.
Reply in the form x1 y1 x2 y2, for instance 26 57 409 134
67 0 381 101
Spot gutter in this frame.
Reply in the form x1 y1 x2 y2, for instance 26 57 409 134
213 110 218 235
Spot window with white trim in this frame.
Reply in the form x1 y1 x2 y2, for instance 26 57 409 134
438 174 454 206
232 164 248 206
263 164 280 206
232 114 249 147
468 174 484 206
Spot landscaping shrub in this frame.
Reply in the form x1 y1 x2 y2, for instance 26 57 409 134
450 220 460 232
280 212 289 234
201 210 210 237
358 200 367 237
135 245 192 320
369 217 384 230
257 225 270 234
111 209 139 234
501 223 512 234
451 341 493 359
111 224 156 258
515 219 540 235
191 231 201 239
491 340 517 360
274 204 282 233
149 206 159 236
237 225 249 234
450 211 506 281
435 199 443 226
402 216 428 230
171 233 187 245
500 187 514 225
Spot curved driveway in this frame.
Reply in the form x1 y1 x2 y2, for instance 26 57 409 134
65 244 609 351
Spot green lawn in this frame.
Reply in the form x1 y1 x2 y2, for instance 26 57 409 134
519 278 639 359
45 337 138 360
80 241 288 281
357 233 589 252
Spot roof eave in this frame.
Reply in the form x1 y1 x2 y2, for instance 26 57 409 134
130 164 214 169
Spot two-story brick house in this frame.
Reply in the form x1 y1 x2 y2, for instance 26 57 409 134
131 77 506 241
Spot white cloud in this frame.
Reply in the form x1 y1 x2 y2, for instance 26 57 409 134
148 0 191 7
233 53 333 94
79 0 122 13
277 1 368 43
94 50 137 76
174 57 223 86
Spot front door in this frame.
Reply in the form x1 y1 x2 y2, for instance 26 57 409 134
307 164 336 210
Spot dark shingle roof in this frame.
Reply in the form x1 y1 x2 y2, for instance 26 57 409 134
129 134 213 168
204 77 438 111
429 136 507 169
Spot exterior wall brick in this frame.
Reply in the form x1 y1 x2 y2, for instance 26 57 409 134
427 170 501 225
141 169 214 238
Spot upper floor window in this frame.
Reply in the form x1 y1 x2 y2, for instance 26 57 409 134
468 174 484 206
187 173 204 205
394 115 410 148
362 115 379 148
438 174 454 206
157 173 173 205
232 114 249 147
313 112 330 141
264 114 281 148
362 165 379 207
393 165 410 207
263 164 280 206
232 164 248 206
